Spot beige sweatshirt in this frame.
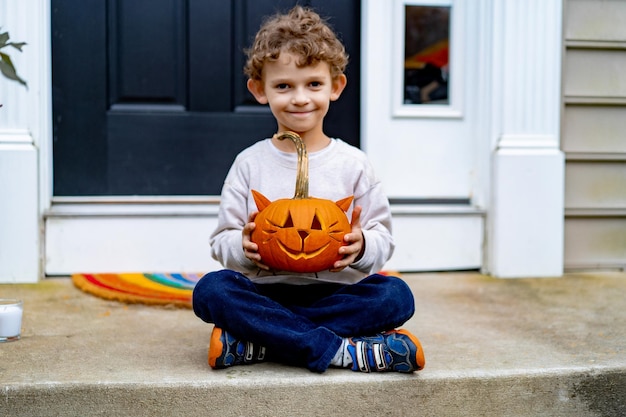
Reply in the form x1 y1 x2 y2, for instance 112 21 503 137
210 138 394 285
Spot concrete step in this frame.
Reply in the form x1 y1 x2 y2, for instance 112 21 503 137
1 272 625 416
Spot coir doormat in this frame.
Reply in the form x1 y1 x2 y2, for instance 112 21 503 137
71 273 203 308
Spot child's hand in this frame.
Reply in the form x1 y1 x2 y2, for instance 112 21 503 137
331 205 365 272
242 212 270 270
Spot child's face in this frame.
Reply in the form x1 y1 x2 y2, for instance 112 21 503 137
247 52 347 139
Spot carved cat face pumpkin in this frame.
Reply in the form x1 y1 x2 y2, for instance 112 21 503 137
251 191 353 273
249 131 354 273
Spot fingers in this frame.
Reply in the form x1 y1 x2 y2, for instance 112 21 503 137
242 213 270 270
350 205 362 227
331 237 365 272
330 247 359 271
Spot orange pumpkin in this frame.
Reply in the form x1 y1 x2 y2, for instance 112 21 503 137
251 131 353 273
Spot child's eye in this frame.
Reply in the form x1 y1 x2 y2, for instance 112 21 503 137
309 81 322 87
276 83 290 89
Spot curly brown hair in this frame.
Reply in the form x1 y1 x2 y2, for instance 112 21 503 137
244 6 348 81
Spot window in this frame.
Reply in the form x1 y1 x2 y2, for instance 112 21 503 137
404 5 450 105
393 0 464 118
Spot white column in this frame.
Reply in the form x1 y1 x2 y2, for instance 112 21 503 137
486 0 565 277
0 0 51 282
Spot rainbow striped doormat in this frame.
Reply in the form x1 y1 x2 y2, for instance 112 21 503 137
72 273 203 308
72 271 399 308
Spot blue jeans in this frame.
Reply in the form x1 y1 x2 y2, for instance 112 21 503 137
192 270 415 373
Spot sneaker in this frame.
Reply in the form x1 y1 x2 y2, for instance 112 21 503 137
208 327 266 369
347 329 425 373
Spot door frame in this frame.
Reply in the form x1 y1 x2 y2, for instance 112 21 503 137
43 0 483 275
0 0 565 282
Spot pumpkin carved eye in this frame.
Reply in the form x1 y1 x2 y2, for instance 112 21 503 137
283 213 294 228
311 214 322 230
278 212 323 231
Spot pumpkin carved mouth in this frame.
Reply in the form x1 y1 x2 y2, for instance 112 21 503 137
276 240 331 260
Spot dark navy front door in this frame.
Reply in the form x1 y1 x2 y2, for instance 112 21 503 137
52 0 361 196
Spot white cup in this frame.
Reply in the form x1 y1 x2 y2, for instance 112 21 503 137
0 299 23 342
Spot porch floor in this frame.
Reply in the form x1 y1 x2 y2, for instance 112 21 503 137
1 271 625 416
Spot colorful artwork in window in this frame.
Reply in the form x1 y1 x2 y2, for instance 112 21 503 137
404 5 450 105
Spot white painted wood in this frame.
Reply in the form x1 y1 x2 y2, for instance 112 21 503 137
490 148 565 278
0 145 39 282
0 130 31 143
487 0 565 277
0 0 51 283
492 0 562 137
45 203 220 275
358 0 488 272
387 212 483 272
0 2 28 130
362 0 479 200
45 215 222 275
44 202 484 274
0 0 51 144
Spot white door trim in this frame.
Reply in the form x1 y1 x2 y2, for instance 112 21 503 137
0 0 51 283
486 0 565 277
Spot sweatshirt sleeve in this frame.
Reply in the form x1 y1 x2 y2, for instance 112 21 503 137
209 157 258 273
347 161 395 275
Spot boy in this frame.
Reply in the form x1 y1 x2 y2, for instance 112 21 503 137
192 5 425 374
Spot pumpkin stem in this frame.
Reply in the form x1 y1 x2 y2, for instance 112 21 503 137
274 131 309 199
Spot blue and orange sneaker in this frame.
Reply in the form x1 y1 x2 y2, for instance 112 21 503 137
208 327 266 369
347 329 425 373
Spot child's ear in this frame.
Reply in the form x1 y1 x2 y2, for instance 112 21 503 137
330 74 347 101
247 79 268 104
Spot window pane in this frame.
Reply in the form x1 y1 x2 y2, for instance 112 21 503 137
404 5 450 105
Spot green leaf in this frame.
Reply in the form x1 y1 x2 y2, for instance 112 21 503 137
0 32 9 48
0 31 27 87
0 52 27 87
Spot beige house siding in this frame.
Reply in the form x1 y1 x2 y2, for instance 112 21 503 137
563 0 626 270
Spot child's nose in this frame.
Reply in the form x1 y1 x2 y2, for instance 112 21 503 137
291 89 310 105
